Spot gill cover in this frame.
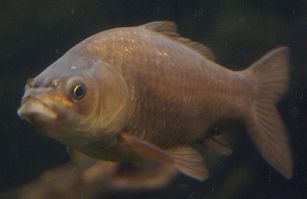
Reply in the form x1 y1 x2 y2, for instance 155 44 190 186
91 60 130 136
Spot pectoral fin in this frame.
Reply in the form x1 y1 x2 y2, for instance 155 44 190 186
167 147 209 180
118 132 208 181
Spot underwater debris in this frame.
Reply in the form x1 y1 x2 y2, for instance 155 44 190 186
3 160 178 199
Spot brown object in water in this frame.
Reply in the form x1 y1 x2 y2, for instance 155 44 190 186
18 21 292 183
2 160 177 199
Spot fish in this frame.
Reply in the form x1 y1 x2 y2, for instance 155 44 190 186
17 21 293 181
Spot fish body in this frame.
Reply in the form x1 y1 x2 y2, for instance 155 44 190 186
84 25 247 147
18 21 292 180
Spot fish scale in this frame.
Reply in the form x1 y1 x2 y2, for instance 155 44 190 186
109 30 243 147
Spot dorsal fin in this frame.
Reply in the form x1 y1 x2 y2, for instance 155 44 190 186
140 21 216 62
140 21 178 34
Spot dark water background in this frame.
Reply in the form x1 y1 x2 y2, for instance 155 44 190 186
0 0 306 198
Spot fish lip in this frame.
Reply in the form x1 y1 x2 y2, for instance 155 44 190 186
17 97 58 122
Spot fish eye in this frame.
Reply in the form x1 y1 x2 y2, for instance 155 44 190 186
67 79 87 102
73 84 86 99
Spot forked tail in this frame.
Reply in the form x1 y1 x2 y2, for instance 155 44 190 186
242 47 293 178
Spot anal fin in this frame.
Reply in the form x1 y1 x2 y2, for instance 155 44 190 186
118 132 209 181
204 133 233 155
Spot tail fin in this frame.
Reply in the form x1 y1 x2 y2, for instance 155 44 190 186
243 47 293 178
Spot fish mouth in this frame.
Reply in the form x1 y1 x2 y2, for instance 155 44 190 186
17 97 57 123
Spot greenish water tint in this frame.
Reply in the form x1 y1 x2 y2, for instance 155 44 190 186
0 0 306 198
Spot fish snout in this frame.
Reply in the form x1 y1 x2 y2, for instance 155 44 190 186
20 87 52 104
18 88 58 123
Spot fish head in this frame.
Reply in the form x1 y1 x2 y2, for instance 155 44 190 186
18 50 129 147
